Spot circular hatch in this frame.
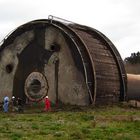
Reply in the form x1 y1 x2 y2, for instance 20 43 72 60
24 72 48 101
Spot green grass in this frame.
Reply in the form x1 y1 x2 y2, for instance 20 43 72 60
0 104 140 140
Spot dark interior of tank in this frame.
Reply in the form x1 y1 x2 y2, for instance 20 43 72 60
13 28 44 102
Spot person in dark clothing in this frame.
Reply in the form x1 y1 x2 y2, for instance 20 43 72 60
11 96 18 112
17 97 24 112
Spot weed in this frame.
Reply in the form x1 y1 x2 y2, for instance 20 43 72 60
0 105 140 140
10 132 23 140
31 123 39 130
81 114 95 121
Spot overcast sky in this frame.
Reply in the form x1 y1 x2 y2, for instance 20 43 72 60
0 0 140 59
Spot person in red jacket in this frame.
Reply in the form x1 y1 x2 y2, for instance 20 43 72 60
44 96 51 111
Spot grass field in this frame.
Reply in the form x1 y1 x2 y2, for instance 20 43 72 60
0 104 140 140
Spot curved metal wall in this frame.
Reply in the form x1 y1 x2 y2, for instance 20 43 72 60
67 24 127 103
0 18 127 105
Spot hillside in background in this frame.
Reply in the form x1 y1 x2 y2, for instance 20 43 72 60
125 63 140 74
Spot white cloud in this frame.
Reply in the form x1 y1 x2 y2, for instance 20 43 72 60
0 0 140 59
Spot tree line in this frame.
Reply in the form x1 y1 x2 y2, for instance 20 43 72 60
124 51 140 64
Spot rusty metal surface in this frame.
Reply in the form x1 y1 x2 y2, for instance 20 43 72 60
127 74 140 101
68 24 127 103
0 18 127 105
49 21 95 104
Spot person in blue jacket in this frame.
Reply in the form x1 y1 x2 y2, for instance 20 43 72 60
3 96 10 112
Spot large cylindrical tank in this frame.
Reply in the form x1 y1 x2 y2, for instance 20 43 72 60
127 74 140 100
0 17 127 105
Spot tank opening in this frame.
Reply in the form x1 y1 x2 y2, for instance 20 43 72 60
6 64 13 73
50 43 60 52
30 79 41 93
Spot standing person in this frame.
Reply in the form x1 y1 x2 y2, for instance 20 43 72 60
44 96 51 111
17 97 23 112
11 96 18 112
3 96 10 113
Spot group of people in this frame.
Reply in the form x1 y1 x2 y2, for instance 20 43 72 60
2 95 51 113
3 96 23 113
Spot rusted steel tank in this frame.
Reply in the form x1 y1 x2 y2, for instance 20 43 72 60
127 74 140 100
0 16 127 105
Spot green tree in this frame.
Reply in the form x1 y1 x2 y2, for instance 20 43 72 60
124 51 140 64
